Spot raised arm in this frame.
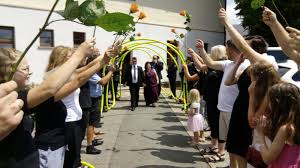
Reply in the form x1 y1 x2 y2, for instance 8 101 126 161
195 40 223 71
287 27 300 54
256 123 288 164
262 7 300 64
99 66 115 86
225 54 245 86
53 42 122 101
219 8 267 64
182 64 200 81
187 48 208 71
27 39 95 108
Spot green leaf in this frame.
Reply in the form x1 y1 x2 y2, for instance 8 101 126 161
179 33 185 38
62 0 80 20
78 0 106 26
185 27 192 31
129 36 135 41
95 12 135 32
186 12 192 22
251 0 265 10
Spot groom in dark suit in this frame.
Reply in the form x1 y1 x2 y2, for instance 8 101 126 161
125 57 144 111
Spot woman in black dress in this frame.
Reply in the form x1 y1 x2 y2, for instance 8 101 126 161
224 35 278 167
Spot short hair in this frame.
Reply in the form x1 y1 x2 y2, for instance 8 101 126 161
245 35 268 54
210 45 228 61
132 57 137 60
226 40 240 53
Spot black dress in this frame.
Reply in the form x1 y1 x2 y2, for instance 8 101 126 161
226 68 253 158
203 69 223 140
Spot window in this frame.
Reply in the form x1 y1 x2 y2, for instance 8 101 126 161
0 26 15 48
40 29 54 47
73 32 85 47
278 66 290 77
204 43 209 51
292 71 300 81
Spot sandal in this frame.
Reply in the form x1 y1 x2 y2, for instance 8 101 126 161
199 146 218 155
207 153 225 162
95 131 105 135
199 138 205 142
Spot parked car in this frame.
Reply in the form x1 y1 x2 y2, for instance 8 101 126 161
278 60 300 88
267 47 288 63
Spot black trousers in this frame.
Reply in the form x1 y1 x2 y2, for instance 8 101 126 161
158 80 161 96
129 83 140 107
110 80 119 98
169 78 176 97
64 120 83 168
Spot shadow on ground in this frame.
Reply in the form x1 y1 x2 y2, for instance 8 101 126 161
129 148 205 164
135 165 195 168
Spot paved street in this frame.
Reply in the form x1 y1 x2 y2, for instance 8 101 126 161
81 88 210 168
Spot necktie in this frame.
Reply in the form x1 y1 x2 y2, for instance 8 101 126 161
133 65 136 81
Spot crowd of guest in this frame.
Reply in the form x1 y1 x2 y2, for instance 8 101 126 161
0 6 300 168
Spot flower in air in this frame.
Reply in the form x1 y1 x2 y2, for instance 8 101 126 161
138 11 146 20
130 3 139 13
171 28 176 33
179 10 186 16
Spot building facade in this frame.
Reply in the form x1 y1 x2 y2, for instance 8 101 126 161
0 0 225 83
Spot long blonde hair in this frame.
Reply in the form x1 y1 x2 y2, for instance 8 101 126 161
210 45 227 61
188 89 200 103
46 46 71 72
0 48 22 83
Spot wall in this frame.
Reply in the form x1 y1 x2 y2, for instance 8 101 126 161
0 5 224 84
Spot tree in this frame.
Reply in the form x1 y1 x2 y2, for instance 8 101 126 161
234 0 300 46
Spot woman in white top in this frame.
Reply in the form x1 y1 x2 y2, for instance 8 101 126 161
45 41 122 168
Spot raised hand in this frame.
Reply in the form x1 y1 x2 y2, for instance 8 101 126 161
77 38 96 58
218 8 229 24
255 115 268 136
0 81 24 140
108 64 116 72
187 48 195 57
262 7 277 27
195 39 204 51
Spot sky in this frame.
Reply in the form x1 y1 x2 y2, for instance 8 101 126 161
226 0 242 25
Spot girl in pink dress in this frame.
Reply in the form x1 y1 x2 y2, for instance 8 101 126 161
187 89 204 146
255 83 300 168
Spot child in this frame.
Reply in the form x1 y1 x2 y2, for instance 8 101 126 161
256 83 300 167
187 89 205 146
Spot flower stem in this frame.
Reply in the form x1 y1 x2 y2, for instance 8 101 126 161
218 0 223 8
271 0 289 27
8 0 60 80
93 26 96 37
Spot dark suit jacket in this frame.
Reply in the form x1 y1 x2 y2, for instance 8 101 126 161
125 65 144 87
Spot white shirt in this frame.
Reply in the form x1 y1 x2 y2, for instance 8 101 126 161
131 65 138 83
217 60 249 113
62 88 82 122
